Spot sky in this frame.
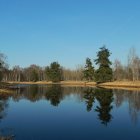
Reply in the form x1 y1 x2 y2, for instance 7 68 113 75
0 0 140 69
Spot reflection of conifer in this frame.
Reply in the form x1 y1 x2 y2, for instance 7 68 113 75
27 85 40 102
95 88 113 126
0 99 8 121
45 85 63 106
84 88 95 112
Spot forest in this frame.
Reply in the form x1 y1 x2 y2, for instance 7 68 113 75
0 46 140 83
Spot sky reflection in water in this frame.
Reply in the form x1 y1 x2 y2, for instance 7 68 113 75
0 85 140 140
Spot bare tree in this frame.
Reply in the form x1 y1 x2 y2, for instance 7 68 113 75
62 65 84 81
113 59 124 81
128 47 140 81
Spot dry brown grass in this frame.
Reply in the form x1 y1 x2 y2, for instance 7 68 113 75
0 89 13 94
98 81 140 88
7 81 140 90
8 81 96 86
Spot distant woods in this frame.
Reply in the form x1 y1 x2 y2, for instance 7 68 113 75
0 46 140 82
0 60 83 83
1 63 84 82
113 47 140 81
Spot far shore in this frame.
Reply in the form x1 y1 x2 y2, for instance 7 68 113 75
6 81 140 90
8 81 96 86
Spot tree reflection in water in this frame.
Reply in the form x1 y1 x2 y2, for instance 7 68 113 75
27 85 41 102
113 89 140 124
95 88 114 126
84 88 95 112
1 85 140 127
45 85 63 106
0 94 9 122
0 94 14 139
84 88 114 126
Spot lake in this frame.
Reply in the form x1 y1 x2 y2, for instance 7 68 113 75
0 85 140 140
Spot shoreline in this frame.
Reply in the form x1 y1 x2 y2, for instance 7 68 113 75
98 81 140 88
0 89 14 94
6 81 140 90
8 81 96 86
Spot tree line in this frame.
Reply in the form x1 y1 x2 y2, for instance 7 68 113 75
0 59 83 83
0 46 140 83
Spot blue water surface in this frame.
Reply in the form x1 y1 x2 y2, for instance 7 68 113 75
0 85 140 140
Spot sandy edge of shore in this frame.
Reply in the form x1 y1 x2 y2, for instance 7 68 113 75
0 89 14 93
8 81 95 86
6 81 140 89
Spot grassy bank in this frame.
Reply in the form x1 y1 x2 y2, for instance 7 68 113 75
7 81 140 89
98 81 140 88
1 81 140 93
0 82 15 94
8 81 96 86
0 88 13 94
96 81 140 91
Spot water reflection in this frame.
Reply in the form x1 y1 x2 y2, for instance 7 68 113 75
113 89 140 124
0 94 14 139
84 88 113 125
45 85 63 106
0 85 140 127
0 95 8 121
95 88 113 126
10 85 84 105
84 88 95 112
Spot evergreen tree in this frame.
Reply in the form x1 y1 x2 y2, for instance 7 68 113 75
83 58 94 81
45 62 62 82
95 46 113 83
0 53 8 81
30 69 39 82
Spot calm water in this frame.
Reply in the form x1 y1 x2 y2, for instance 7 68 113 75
0 85 140 140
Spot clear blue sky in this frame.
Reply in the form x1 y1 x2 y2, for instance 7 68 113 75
0 0 140 69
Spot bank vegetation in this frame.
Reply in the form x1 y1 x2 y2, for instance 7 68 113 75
1 47 140 90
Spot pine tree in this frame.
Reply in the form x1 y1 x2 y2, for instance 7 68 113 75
45 62 62 82
30 69 39 82
83 58 94 81
95 46 113 83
